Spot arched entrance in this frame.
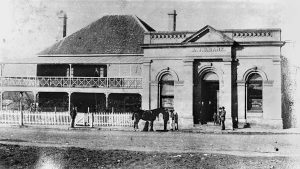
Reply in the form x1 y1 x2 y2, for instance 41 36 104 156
194 72 219 124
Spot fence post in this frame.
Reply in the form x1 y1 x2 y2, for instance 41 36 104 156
19 105 23 126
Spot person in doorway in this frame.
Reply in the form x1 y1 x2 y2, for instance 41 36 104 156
199 101 205 124
213 111 218 125
174 111 179 131
70 106 77 128
220 107 226 130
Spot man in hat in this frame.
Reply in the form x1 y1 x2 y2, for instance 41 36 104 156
218 107 222 125
70 106 77 128
169 109 175 131
220 107 226 130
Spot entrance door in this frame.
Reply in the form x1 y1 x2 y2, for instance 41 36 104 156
200 81 219 124
194 72 219 124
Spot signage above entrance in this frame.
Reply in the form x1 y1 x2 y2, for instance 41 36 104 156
192 47 225 53
189 47 231 57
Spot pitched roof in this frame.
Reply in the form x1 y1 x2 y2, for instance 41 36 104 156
39 15 155 55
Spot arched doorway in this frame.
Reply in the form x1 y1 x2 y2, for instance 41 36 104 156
194 72 219 124
159 73 174 110
246 73 263 113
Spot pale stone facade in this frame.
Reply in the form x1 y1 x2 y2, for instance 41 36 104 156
0 14 286 129
142 26 284 129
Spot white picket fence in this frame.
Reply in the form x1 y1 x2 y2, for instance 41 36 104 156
0 110 133 127
92 112 133 127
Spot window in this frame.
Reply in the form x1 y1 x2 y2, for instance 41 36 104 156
246 73 263 112
160 74 174 109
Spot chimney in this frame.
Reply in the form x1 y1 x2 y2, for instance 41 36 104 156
168 10 177 31
58 10 67 38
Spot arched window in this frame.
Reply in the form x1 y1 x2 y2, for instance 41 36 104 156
160 73 174 109
246 73 263 112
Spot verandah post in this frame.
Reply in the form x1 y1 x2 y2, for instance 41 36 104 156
19 92 24 126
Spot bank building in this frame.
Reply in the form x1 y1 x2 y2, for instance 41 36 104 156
0 11 285 129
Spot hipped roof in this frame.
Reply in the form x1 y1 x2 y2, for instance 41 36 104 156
39 15 155 55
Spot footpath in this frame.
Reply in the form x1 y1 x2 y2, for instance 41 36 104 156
1 123 300 135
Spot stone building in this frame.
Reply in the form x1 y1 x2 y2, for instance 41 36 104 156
0 12 285 129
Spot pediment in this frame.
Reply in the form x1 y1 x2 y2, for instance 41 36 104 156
183 25 234 43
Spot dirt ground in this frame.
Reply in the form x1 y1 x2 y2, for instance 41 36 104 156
0 143 299 169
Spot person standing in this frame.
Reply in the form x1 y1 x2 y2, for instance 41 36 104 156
163 109 169 131
169 110 175 131
218 107 222 125
70 106 77 128
220 107 226 130
174 111 178 131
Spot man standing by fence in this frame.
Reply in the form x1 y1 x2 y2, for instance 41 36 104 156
70 107 77 128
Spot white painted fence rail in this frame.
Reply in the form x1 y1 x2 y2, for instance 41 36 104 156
0 110 71 125
92 112 133 127
0 110 133 127
0 110 19 124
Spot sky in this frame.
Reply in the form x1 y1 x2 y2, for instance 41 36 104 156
0 0 299 63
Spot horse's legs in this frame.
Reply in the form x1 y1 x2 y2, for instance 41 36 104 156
143 121 149 131
163 120 168 131
134 120 139 130
149 121 154 131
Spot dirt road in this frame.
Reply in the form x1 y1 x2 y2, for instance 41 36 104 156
0 127 299 157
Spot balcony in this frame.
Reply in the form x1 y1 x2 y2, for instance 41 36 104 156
0 76 142 89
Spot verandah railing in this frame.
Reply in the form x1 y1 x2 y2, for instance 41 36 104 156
0 76 142 89
0 110 133 127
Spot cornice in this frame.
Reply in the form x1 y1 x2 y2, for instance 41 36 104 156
141 42 234 49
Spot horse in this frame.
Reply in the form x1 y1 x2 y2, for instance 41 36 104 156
132 107 169 131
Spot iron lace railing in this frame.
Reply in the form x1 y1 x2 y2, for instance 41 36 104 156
0 76 142 89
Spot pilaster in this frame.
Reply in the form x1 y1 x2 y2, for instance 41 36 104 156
142 60 151 110
237 80 246 123
178 59 194 129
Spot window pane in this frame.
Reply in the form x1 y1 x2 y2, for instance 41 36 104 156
161 81 174 95
247 73 262 111
161 97 174 108
160 73 174 108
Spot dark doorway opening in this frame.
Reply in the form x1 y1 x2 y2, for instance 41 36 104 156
200 81 219 124
194 72 219 124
